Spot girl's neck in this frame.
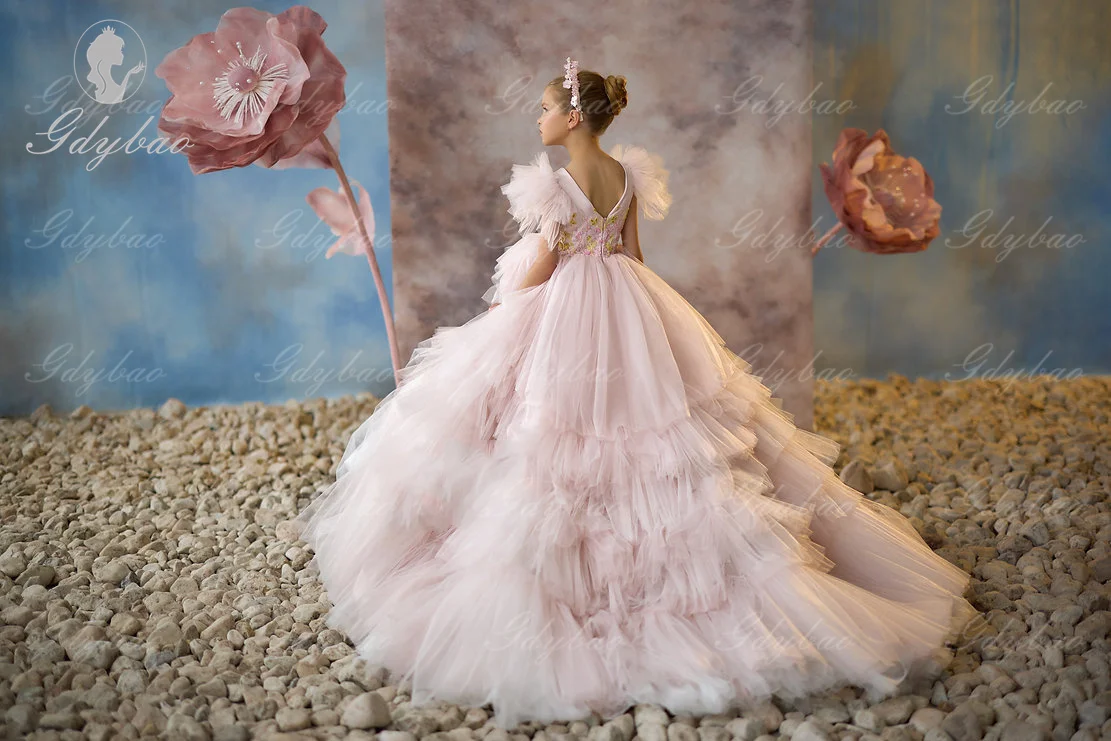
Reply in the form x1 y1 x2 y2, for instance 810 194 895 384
564 136 604 167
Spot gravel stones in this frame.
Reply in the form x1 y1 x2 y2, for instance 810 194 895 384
0 376 1108 739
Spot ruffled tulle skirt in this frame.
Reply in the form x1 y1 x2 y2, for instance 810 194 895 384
294 236 977 728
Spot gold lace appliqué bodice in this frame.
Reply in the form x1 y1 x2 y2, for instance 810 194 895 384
554 207 630 257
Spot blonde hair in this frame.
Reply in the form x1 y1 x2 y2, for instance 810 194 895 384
547 68 628 136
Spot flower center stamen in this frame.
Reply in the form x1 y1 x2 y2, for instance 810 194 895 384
213 42 289 125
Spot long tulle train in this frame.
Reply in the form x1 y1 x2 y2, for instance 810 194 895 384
295 241 975 728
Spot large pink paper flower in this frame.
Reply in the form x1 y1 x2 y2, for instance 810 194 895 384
307 181 375 258
819 128 942 254
155 5 346 174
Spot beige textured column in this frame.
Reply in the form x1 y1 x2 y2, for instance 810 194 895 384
384 0 816 429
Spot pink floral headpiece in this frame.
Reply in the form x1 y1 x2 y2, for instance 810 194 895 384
562 56 581 112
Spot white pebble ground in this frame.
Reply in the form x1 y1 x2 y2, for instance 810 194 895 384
2 376 1109 741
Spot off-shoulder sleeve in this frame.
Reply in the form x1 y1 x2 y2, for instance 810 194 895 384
500 151 575 250
611 144 673 221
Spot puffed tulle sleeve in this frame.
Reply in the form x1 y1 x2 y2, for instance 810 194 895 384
500 151 576 251
483 152 574 307
612 144 673 221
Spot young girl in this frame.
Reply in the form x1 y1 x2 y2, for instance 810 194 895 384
295 59 977 729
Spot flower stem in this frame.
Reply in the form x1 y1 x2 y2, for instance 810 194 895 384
811 222 843 255
318 133 402 386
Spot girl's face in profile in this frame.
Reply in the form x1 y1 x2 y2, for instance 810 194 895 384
537 86 571 146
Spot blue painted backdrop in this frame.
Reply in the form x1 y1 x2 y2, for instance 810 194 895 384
1 0 1108 415
811 1 1110 386
1 0 392 415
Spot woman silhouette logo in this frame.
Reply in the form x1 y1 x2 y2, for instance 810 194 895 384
74 20 147 104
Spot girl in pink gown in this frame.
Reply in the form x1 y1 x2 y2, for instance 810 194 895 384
295 61 977 729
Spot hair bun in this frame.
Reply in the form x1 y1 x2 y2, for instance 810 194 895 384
604 74 628 117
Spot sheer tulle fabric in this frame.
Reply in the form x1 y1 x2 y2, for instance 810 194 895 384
295 231 975 728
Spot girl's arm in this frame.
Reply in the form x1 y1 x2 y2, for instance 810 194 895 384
621 194 644 263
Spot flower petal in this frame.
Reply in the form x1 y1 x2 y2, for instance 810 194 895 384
155 2 345 173
330 182 374 257
264 116 339 170
307 186 354 236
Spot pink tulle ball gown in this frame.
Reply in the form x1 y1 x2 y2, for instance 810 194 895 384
294 144 978 728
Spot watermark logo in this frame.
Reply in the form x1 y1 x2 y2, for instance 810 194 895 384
26 19 180 170
25 344 166 398
715 76 857 127
255 344 395 397
945 209 1085 262
25 209 164 263
74 20 146 105
945 75 1086 128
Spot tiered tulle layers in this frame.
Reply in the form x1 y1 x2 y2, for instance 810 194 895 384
295 236 976 728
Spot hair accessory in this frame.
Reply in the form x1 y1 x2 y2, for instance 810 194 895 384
562 57 581 112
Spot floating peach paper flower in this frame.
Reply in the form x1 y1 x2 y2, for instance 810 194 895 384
307 180 375 258
814 128 942 255
154 5 346 174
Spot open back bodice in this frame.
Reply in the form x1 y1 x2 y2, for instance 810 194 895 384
552 163 632 257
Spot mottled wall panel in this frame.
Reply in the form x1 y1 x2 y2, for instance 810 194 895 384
385 0 819 429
